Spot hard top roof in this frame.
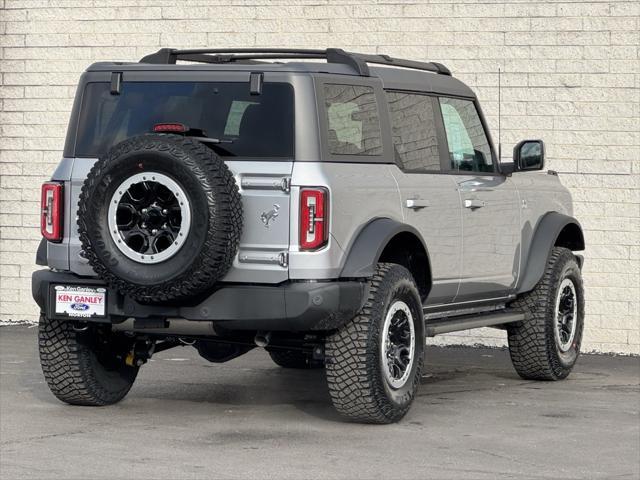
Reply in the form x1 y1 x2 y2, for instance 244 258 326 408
86 48 475 98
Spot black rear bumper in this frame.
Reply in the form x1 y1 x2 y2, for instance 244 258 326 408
32 269 365 332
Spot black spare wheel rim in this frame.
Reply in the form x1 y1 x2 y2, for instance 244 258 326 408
108 172 191 264
78 134 243 302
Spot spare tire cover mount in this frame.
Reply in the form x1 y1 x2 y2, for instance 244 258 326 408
78 134 243 302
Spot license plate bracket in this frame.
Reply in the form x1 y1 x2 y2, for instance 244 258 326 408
50 284 107 319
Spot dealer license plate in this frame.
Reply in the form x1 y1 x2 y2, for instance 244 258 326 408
54 285 107 318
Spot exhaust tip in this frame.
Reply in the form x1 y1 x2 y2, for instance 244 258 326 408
254 331 272 348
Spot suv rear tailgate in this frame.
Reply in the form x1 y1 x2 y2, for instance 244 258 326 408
62 158 292 284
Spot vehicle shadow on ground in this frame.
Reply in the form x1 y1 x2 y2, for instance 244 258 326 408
25 339 527 425
132 363 346 422
100 351 523 424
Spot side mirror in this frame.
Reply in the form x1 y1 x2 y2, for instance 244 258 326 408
513 140 545 171
500 162 516 176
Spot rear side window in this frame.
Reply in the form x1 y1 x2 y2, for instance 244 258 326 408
324 84 382 156
74 82 294 158
386 91 441 172
438 97 493 173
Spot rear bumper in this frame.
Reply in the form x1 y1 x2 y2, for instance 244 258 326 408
32 269 365 332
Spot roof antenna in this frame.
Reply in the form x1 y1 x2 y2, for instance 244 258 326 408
498 66 502 163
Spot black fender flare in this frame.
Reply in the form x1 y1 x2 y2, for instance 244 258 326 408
517 212 584 294
36 239 47 266
340 218 431 281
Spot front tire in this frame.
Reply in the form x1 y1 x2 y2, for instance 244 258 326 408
325 263 424 424
39 316 139 406
507 247 585 380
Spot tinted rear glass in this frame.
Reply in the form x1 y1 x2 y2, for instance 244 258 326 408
324 84 382 156
75 82 294 158
386 91 441 172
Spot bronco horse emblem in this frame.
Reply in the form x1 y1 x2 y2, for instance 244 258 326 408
260 204 280 228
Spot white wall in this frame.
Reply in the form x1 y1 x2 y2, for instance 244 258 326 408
1 0 638 354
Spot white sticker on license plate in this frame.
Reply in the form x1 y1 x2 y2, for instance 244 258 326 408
54 285 106 318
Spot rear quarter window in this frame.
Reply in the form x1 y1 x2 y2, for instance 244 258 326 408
74 81 294 159
324 84 382 156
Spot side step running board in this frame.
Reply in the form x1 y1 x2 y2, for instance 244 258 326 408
425 311 525 337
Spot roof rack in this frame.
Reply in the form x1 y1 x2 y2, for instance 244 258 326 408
139 48 451 76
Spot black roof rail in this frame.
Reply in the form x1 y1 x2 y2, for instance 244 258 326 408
351 53 451 76
139 48 451 77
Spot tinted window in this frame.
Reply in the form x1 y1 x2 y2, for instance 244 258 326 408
75 82 294 158
439 97 493 173
324 84 382 156
386 91 440 172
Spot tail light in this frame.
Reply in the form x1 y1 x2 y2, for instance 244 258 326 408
41 182 63 242
299 188 328 250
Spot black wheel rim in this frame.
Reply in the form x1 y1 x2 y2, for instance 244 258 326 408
108 172 191 264
381 300 415 389
555 278 578 352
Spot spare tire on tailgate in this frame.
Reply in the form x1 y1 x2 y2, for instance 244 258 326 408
78 134 242 302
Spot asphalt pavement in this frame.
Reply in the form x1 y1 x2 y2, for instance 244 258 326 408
1 325 638 480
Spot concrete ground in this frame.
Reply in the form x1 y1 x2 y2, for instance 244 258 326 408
0 326 638 480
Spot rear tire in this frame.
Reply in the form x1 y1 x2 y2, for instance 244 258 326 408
268 349 322 369
39 316 139 406
325 263 424 424
507 247 584 380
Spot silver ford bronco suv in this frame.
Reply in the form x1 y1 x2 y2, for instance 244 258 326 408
33 48 585 423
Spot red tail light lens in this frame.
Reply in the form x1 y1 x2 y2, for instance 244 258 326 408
300 188 328 251
41 182 63 242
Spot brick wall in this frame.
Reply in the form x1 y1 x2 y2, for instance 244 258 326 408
1 0 638 354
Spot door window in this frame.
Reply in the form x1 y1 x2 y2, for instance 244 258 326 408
386 91 441 172
439 97 493 173
324 84 383 156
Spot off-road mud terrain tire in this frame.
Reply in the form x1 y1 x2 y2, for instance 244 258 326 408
268 349 323 369
78 134 242 302
325 263 424 424
39 316 138 406
507 247 584 380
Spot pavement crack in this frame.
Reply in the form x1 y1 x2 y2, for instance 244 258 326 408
1 430 87 447
469 447 548 470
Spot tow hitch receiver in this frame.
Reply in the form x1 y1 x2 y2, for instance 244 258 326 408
125 339 155 367
125 338 181 367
